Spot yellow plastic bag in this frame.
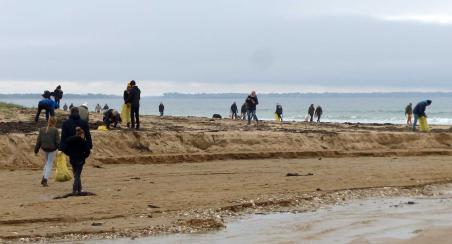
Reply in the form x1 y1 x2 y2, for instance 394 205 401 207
274 113 282 122
97 125 109 131
419 116 430 132
121 103 131 125
55 151 72 182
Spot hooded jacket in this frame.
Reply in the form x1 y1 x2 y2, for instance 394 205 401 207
246 95 258 111
231 103 238 113
413 101 431 117
127 86 141 107
38 98 57 110
276 105 283 115
53 88 63 100
63 135 91 165
60 114 93 151
308 105 315 116
315 106 323 116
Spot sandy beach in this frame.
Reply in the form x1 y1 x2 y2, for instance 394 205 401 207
1 107 452 243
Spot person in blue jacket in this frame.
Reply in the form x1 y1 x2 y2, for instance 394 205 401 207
35 90 57 122
412 100 432 131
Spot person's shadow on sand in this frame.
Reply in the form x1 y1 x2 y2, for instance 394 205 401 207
53 192 96 199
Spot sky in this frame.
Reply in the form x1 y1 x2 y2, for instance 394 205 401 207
1 0 452 95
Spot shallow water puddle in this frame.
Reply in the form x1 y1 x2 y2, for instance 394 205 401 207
90 194 452 244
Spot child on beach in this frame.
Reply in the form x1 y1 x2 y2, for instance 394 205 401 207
63 127 91 195
35 116 60 187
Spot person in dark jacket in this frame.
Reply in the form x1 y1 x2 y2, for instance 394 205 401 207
103 109 121 129
69 103 74 110
315 106 323 123
34 117 60 187
53 85 63 109
63 103 68 112
230 102 238 119
102 104 109 111
126 80 141 129
275 103 283 123
308 104 315 122
35 90 57 122
159 102 165 116
405 103 413 126
240 103 247 120
60 107 93 152
63 127 91 195
413 100 432 131
245 91 259 125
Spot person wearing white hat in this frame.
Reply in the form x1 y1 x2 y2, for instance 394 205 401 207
78 103 90 123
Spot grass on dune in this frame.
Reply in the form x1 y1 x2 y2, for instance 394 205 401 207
0 102 24 110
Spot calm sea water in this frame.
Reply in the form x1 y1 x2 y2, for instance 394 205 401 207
1 93 451 125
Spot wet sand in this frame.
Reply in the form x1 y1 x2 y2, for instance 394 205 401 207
1 108 452 242
95 185 452 243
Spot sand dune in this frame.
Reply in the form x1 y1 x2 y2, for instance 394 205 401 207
1 111 451 169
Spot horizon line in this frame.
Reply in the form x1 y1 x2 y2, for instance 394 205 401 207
0 91 452 97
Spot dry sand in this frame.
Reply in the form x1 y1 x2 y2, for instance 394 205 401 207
1 108 452 242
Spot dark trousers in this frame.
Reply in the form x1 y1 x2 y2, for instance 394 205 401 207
131 106 140 129
231 112 238 119
35 104 55 122
317 114 321 122
71 163 84 193
309 113 314 122
55 99 60 109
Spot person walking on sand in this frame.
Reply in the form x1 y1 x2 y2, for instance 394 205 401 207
315 105 323 123
275 103 283 123
308 104 315 122
159 102 165 117
412 100 432 131
61 107 93 152
35 90 57 122
53 85 63 109
63 127 91 195
405 103 413 126
230 102 238 119
240 102 247 120
63 103 68 112
35 117 60 187
246 91 259 126
126 80 141 130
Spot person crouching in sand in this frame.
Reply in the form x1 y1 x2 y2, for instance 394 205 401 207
35 116 60 187
63 127 91 195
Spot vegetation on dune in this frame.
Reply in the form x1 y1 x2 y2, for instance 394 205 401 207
0 102 24 110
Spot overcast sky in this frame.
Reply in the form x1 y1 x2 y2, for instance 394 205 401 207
1 0 452 95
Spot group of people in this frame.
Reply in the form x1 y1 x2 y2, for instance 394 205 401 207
229 91 259 125
34 85 63 122
35 107 92 194
33 80 143 194
229 92 324 125
405 100 433 131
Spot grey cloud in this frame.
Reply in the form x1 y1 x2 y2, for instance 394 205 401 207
0 0 452 91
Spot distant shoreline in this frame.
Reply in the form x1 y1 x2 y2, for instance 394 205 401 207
0 91 451 99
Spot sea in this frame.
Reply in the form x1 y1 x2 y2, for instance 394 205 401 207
1 93 451 125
